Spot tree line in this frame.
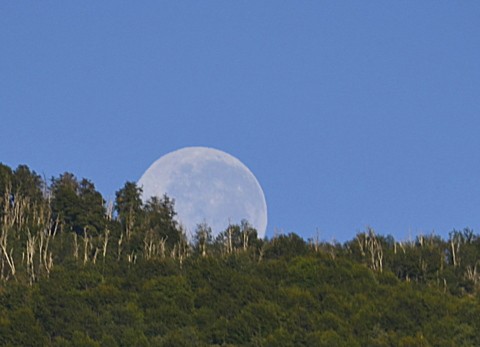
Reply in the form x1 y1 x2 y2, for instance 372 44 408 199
0 162 479 346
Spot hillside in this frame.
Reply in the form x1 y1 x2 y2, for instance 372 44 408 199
1 163 479 346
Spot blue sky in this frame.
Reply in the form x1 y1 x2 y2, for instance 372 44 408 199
1 2 479 242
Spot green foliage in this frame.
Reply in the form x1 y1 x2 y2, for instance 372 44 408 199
51 173 106 235
264 232 308 259
143 195 180 249
13 164 44 203
114 181 143 230
1 162 480 346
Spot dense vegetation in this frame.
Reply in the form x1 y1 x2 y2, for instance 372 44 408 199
0 163 479 346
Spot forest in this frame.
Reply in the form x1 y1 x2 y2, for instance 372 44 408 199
0 162 479 346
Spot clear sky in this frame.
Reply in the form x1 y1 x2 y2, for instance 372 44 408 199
1 2 479 242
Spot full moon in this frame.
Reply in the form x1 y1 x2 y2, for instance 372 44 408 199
138 147 268 239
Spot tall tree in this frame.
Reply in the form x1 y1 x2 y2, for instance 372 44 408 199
240 219 258 251
0 163 13 192
51 173 81 233
144 194 180 248
51 174 106 235
77 179 106 236
194 222 212 257
0 163 13 219
12 165 44 204
115 182 143 240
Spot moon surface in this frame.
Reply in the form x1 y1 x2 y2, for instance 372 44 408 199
138 147 267 239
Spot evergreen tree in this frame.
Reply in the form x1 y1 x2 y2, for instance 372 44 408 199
12 164 44 204
51 172 81 233
144 195 180 249
51 174 106 235
114 182 143 239
77 178 106 236
0 163 14 219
